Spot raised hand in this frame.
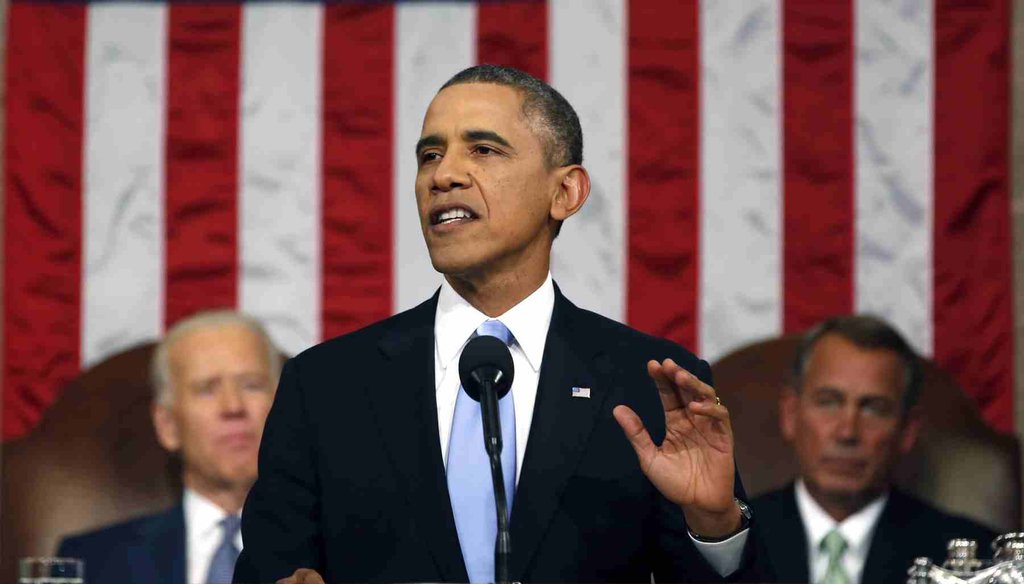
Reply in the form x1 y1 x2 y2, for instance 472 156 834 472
613 358 741 538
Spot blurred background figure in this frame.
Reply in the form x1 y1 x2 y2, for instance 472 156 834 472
56 310 281 584
751 315 995 584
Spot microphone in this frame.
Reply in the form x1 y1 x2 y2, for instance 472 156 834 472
458 334 515 584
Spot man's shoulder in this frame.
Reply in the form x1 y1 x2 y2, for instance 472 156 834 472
750 484 794 505
750 483 798 519
562 299 706 370
886 489 997 541
57 506 179 554
292 295 436 366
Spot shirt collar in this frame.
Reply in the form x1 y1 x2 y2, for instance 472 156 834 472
183 488 239 541
435 273 555 373
794 479 888 558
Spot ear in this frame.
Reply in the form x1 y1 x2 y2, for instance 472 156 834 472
550 165 590 222
897 405 923 455
152 402 182 453
780 387 799 443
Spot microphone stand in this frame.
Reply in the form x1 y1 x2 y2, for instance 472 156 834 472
478 373 512 584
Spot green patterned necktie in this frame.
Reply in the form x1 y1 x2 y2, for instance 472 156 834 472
819 529 851 584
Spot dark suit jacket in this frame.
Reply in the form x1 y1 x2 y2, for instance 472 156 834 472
752 483 997 584
234 286 769 583
57 505 186 584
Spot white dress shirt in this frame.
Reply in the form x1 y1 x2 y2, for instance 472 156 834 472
434 273 551 482
794 479 888 584
433 274 746 576
183 489 243 584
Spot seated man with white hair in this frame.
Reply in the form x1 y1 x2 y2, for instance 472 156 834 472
58 310 282 584
751 315 995 584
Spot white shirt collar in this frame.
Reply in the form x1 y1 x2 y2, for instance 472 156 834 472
183 489 244 584
794 478 888 559
183 488 233 539
435 273 554 374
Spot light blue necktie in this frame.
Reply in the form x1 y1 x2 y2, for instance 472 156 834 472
447 319 517 584
205 514 241 584
819 529 851 584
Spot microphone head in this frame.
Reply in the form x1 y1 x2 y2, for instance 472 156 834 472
458 335 515 402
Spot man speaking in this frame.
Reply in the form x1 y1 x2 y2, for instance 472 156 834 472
234 65 767 583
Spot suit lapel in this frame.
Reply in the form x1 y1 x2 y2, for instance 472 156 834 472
861 493 905 584
509 290 612 581
373 293 468 582
133 506 186 584
763 485 811 583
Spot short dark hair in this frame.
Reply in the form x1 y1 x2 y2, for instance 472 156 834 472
791 315 923 413
440 64 583 168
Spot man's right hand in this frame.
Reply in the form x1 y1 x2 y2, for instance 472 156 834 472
276 569 325 584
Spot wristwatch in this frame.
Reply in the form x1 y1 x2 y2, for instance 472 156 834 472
688 498 752 543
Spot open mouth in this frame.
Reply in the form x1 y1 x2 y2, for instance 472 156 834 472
430 206 478 227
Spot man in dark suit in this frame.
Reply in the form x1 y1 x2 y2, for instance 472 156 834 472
751 315 996 584
57 311 281 584
234 65 768 584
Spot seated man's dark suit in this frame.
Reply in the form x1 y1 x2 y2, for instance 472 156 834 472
752 483 996 584
234 286 770 583
57 506 185 584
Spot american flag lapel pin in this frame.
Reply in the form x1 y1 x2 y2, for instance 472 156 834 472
571 386 591 399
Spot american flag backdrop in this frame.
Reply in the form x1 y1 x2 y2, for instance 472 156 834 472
4 0 1013 441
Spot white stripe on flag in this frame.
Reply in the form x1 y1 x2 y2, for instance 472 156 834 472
699 0 783 361
394 2 476 312
239 2 323 356
82 3 167 367
549 0 627 322
854 0 934 355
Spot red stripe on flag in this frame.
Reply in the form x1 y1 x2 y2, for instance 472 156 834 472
321 5 395 339
934 0 1013 432
782 0 854 333
627 0 700 350
164 5 241 327
3 3 86 440
477 0 547 80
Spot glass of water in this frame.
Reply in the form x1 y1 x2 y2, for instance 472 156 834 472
18 558 84 584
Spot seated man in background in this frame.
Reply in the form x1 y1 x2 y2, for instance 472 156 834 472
752 315 995 584
58 310 281 584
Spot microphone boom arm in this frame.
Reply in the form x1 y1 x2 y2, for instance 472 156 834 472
460 338 516 584
478 375 512 584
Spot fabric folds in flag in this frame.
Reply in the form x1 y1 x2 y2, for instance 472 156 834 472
3 0 1013 439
